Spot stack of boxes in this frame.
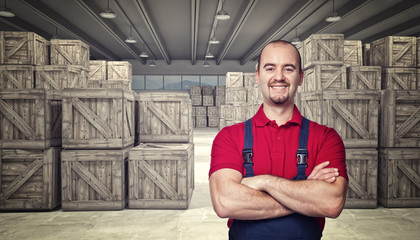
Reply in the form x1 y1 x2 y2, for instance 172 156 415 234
190 84 225 128
298 34 380 208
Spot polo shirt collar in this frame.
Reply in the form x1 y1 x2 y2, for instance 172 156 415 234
253 104 303 127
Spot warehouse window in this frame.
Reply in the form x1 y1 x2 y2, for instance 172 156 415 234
132 74 225 90
201 76 218 87
132 75 145 90
164 75 182 89
146 75 163 89
182 75 199 90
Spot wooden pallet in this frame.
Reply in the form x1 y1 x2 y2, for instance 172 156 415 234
380 90 420 147
138 91 192 143
50 39 90 68
378 148 420 207
0 89 62 149
0 31 49 65
300 90 380 148
0 65 34 89
128 143 194 209
62 88 135 149
344 148 378 209
0 148 61 210
61 149 128 210
370 36 417 67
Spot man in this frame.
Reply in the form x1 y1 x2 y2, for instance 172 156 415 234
209 40 348 239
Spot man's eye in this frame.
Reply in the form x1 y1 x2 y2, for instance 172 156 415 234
285 68 294 72
266 67 274 71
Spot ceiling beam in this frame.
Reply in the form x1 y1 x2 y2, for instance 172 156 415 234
114 0 156 61
240 0 317 65
216 0 258 65
363 16 420 43
0 17 50 39
133 0 171 64
204 0 222 64
191 0 200 65
19 0 118 60
76 0 145 64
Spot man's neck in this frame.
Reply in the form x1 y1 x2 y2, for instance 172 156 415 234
262 101 295 126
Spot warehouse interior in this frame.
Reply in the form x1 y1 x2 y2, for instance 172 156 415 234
1 0 420 239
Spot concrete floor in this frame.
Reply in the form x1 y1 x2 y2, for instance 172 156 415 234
1 128 420 240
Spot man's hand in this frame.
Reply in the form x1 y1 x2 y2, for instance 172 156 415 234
307 161 339 183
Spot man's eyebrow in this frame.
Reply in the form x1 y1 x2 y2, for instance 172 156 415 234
263 63 275 68
284 64 296 69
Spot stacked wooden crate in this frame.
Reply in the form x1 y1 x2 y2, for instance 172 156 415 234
219 72 262 130
190 84 223 128
88 60 132 90
129 91 194 209
0 31 61 210
299 34 380 208
370 36 420 207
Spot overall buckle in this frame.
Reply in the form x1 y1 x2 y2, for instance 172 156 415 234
242 149 253 165
296 149 308 165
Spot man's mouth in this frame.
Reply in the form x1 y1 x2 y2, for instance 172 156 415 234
271 85 287 89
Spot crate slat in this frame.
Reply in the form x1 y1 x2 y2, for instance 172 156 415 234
128 143 194 209
0 148 61 210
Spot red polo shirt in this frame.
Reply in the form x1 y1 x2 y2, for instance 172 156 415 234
209 104 348 230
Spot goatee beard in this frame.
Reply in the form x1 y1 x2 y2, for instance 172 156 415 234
269 95 289 105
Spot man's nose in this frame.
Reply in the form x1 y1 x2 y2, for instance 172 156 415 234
274 69 284 80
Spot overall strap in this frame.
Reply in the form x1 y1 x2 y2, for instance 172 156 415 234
242 118 255 178
294 117 310 180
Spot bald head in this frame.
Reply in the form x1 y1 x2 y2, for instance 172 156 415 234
257 40 302 73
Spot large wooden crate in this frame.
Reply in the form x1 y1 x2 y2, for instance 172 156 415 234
0 148 61 210
0 65 34 89
243 72 256 87
195 116 207 127
303 34 344 69
344 40 363 67
226 87 247 104
0 89 62 149
226 72 243 88
50 39 90 68
300 90 380 148
363 43 371 66
105 61 132 90
303 65 346 92
89 60 107 81
347 66 382 90
202 95 214 106
379 148 420 207
138 91 192 143
189 85 201 95
381 67 417 90
61 149 128 210
0 31 49 65
380 90 420 148
246 85 262 104
370 36 417 67
35 65 88 90
202 85 213 96
128 143 194 209
344 148 378 209
62 88 135 149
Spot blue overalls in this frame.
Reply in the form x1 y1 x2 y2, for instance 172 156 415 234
228 117 322 240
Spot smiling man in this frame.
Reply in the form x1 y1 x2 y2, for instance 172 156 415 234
209 40 348 239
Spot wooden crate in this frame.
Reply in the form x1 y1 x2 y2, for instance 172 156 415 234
128 143 194 209
347 66 382 90
207 106 219 117
215 85 226 96
189 85 201 95
89 60 107 81
138 91 192 143
35 65 88 90
417 37 420 67
363 43 371 66
232 103 247 122
0 31 49 65
0 89 62 149
303 65 347 92
379 148 420 207
220 104 233 121
62 88 135 149
381 67 417 90
202 85 213 96
208 116 219 127
246 85 262 104
100 79 131 90
195 106 206 116
107 61 132 81
61 149 128 210
300 90 380 148
226 87 247 104
380 90 420 148
370 36 417 67
202 95 214 106
0 65 34 89
296 42 305 68
344 148 378 209
195 116 207 127
214 94 225 106
243 72 256 87
303 34 344 69
344 40 363 67
190 94 202 106
50 39 90 68
0 148 61 210
226 72 243 88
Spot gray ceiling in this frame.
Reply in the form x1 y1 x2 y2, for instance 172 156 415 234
1 0 420 66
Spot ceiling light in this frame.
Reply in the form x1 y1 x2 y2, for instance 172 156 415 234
149 60 156 67
205 52 214 58
209 37 220 44
291 38 301 45
203 61 210 67
125 26 137 43
0 0 14 17
215 9 230 20
139 51 149 58
100 0 116 19
325 0 341 22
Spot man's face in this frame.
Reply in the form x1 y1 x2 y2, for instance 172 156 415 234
256 43 303 106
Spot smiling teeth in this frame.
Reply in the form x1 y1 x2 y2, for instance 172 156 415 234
272 86 286 89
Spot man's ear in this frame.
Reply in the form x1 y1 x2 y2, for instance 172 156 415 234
255 69 260 85
298 70 304 86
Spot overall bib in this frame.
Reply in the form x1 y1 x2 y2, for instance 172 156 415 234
228 118 322 240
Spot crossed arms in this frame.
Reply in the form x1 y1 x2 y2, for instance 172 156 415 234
209 161 348 220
